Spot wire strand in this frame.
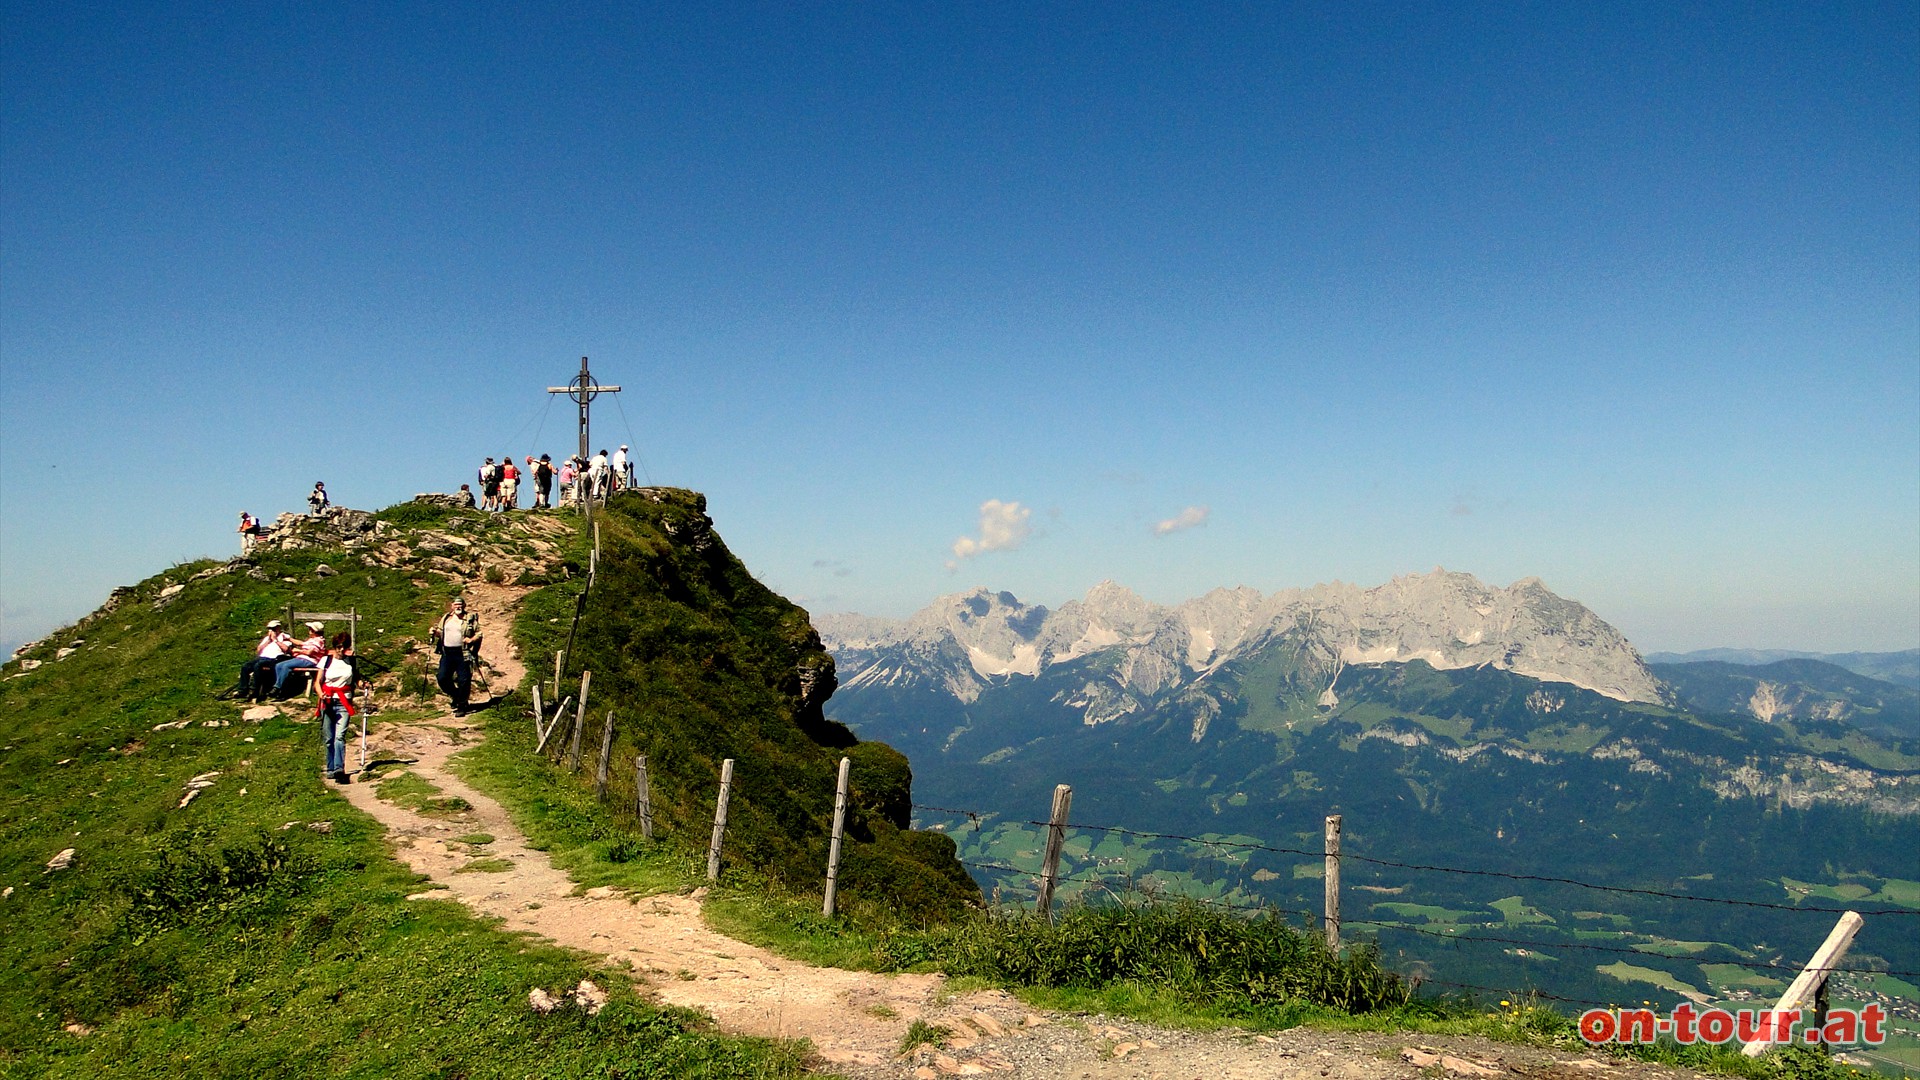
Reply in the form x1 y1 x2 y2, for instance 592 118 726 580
914 803 1920 918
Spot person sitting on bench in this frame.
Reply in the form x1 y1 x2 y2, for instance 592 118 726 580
272 622 328 698
236 619 293 702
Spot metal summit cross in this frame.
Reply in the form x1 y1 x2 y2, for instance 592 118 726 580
547 357 621 511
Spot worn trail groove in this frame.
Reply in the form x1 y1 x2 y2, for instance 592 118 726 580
325 582 1700 1080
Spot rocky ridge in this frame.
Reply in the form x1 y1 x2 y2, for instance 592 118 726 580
817 569 1665 713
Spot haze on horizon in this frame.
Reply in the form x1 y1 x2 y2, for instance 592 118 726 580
2 2 1916 658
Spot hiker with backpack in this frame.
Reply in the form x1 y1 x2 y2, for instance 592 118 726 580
528 454 554 509
237 512 263 554
478 457 500 512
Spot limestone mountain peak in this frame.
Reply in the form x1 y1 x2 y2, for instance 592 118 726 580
820 570 1666 710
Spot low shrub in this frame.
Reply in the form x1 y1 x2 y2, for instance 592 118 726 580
122 830 314 941
918 898 1412 1014
372 501 457 529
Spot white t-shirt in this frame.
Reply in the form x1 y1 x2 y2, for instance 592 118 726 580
319 656 355 690
440 614 466 648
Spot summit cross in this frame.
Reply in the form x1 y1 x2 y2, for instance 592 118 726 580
547 356 622 511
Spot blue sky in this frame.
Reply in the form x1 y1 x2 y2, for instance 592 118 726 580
3 1 1916 656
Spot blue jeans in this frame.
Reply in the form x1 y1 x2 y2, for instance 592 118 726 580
320 700 352 774
273 656 318 695
437 648 472 710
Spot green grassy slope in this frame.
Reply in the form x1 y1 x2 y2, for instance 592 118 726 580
512 489 976 921
0 514 809 1078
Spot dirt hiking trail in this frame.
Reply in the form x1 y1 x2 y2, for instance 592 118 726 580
321 583 1701 1080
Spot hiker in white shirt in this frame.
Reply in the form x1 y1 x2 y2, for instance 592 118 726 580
587 450 610 500
430 598 481 715
315 636 359 782
237 619 293 702
610 445 630 492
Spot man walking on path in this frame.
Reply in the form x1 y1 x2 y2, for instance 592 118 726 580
430 597 482 715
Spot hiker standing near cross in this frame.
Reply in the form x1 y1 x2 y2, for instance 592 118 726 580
547 357 620 514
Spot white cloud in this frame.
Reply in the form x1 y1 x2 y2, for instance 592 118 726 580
1152 505 1210 536
950 499 1033 563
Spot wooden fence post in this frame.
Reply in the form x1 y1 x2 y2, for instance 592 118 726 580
1741 910 1864 1057
594 710 616 800
1324 814 1342 952
1035 783 1073 923
707 758 734 882
567 671 590 771
537 696 571 756
553 650 564 701
530 684 544 738
635 754 653 839
822 756 852 918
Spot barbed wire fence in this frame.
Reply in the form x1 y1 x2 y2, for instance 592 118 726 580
911 795 1920 1015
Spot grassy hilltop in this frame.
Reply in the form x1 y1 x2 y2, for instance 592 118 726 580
0 491 963 1077
0 492 1887 1080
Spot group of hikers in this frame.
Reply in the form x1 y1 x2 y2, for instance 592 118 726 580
235 482 333 553
235 446 638 554
466 447 633 511
231 598 484 783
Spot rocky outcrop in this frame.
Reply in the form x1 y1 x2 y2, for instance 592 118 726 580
818 569 1666 708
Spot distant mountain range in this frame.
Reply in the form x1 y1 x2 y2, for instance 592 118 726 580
818 569 1668 721
1645 648 1919 689
1651 658 1919 741
814 572 1920 1012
